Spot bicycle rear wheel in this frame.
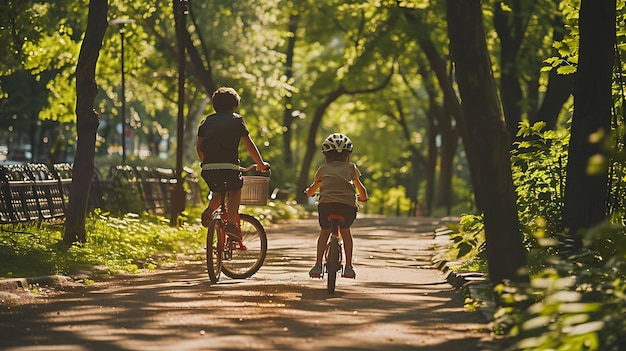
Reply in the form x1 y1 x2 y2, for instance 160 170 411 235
221 214 268 279
326 237 340 294
206 219 223 283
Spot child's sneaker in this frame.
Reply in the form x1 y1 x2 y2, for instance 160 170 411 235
224 223 242 241
309 264 323 278
342 266 356 278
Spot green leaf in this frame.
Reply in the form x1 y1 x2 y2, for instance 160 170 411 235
556 65 577 75
499 2 513 12
456 242 472 259
531 121 546 133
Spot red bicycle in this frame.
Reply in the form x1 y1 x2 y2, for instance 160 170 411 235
205 165 268 283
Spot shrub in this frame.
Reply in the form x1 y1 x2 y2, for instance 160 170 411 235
496 222 626 351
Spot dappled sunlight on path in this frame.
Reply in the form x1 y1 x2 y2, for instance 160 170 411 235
0 217 502 351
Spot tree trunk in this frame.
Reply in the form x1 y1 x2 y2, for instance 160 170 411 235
493 0 526 142
402 9 472 193
389 98 427 216
561 0 615 242
183 97 210 163
295 88 346 204
282 14 299 167
436 118 457 215
425 111 437 216
179 4 221 173
170 0 188 226
64 0 108 245
183 13 216 96
447 0 528 284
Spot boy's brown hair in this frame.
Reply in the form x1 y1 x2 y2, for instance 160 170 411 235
212 87 240 112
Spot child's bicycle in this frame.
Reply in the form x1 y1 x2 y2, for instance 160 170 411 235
306 193 364 294
205 164 269 283
317 213 345 294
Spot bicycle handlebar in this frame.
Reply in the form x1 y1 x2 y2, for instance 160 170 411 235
239 164 271 173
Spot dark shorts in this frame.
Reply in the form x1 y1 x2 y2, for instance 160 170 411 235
318 203 357 229
201 169 243 192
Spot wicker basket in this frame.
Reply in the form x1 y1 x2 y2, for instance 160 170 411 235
240 176 270 205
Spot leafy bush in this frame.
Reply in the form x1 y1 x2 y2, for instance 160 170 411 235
241 200 307 225
496 222 626 351
447 214 486 262
448 121 626 349
511 121 569 253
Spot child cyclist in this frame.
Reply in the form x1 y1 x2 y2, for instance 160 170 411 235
197 87 270 240
304 133 368 279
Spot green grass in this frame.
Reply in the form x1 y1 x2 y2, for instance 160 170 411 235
0 212 204 278
0 200 307 279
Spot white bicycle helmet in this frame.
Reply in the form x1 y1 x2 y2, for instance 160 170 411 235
321 133 353 153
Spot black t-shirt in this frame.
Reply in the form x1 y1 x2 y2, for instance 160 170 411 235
197 112 250 164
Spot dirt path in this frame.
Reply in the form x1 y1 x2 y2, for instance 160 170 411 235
0 216 503 351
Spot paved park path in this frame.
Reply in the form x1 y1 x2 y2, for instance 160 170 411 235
0 216 506 351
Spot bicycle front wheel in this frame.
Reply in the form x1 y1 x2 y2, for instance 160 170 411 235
221 214 268 279
206 219 223 283
327 237 340 294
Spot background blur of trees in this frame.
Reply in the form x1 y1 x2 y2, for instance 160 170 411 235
0 0 624 222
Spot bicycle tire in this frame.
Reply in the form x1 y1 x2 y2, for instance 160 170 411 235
327 236 340 294
206 219 223 283
221 214 268 279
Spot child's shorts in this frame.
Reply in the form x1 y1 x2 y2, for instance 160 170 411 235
318 203 357 229
201 169 243 192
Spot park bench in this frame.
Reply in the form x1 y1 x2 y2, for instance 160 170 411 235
111 165 178 215
0 163 68 223
0 163 202 224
